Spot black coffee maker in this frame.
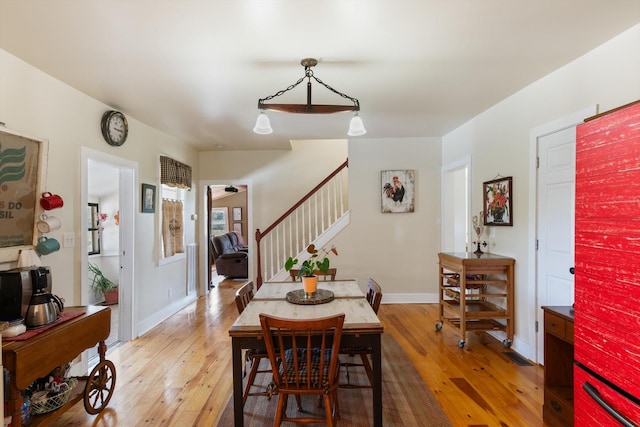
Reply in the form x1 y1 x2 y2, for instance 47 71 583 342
0 268 33 321
25 267 63 328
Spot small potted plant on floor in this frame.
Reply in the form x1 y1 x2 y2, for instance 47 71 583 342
89 262 118 305
285 244 338 296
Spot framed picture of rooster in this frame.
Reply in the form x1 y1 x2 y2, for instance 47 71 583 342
381 170 415 213
483 176 512 226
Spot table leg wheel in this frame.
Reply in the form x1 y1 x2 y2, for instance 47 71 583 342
458 339 465 349
435 321 443 332
502 339 512 348
84 359 117 414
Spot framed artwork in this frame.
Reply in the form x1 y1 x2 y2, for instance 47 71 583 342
483 176 512 226
210 207 229 236
381 170 415 213
0 127 47 262
233 222 243 235
232 207 242 222
141 183 156 213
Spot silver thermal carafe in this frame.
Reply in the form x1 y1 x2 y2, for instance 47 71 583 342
25 267 63 328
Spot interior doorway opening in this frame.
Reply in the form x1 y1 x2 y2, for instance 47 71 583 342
441 157 471 253
208 184 249 288
81 148 137 371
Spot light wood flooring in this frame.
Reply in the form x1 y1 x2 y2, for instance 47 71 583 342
51 279 547 426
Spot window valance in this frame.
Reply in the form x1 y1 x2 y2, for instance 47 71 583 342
160 156 192 190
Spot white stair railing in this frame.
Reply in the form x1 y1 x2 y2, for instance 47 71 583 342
256 160 349 286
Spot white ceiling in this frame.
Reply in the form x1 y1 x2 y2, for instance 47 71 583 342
1 1 639 151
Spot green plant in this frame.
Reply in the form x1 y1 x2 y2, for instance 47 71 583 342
285 244 338 278
88 262 118 296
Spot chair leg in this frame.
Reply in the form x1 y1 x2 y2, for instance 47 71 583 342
274 394 286 426
295 394 303 411
243 356 260 405
324 394 334 427
360 352 374 386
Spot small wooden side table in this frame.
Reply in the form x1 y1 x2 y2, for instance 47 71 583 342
2 306 113 426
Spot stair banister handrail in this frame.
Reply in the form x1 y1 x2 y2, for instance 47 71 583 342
255 159 348 287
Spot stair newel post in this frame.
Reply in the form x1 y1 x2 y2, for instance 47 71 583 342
255 228 263 288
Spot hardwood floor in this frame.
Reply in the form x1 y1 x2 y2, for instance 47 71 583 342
51 279 546 426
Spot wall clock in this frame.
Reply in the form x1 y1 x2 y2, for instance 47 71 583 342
101 110 128 146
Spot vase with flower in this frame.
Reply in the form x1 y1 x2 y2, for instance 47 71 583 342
472 212 487 255
285 244 338 296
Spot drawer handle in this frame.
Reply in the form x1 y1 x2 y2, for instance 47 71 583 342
583 382 636 427
550 400 561 412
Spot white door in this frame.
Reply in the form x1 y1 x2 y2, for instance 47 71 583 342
536 126 576 362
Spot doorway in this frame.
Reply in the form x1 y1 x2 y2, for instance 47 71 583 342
529 105 597 363
441 157 472 253
81 148 137 367
200 180 253 295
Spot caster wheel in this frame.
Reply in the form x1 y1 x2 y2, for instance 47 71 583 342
435 322 443 332
502 339 512 348
84 360 117 414
458 339 465 349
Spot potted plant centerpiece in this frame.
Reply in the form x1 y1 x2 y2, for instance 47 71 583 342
285 244 338 296
89 262 119 305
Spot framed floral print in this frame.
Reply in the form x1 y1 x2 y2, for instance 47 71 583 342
483 176 512 226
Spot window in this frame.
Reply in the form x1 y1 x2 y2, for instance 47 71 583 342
87 203 100 255
159 155 191 261
160 185 185 259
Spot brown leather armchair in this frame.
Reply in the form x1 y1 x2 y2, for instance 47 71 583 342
211 232 248 278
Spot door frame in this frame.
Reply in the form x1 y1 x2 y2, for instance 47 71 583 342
198 179 253 296
81 148 137 365
527 105 596 363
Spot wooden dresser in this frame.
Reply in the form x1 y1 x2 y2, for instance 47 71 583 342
542 306 574 427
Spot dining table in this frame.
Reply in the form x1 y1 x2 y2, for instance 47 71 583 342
228 280 384 427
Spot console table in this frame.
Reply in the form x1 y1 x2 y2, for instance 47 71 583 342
2 306 114 426
436 252 515 348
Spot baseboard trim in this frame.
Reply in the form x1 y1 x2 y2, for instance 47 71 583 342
381 293 439 304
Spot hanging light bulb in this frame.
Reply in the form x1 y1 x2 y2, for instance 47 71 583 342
347 112 366 136
253 111 273 134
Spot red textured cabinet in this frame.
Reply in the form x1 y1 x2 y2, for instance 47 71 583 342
574 100 640 426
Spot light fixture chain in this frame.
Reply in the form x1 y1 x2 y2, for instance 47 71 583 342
311 75 360 109
259 76 306 103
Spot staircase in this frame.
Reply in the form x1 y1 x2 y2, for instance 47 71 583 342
255 159 349 287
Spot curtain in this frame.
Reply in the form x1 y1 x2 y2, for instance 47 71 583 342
162 199 184 257
160 156 192 190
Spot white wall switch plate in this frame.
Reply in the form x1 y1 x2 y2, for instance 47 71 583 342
63 232 75 248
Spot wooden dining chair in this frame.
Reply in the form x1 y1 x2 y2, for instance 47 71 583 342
259 313 345 427
289 268 337 281
339 277 383 389
234 281 271 406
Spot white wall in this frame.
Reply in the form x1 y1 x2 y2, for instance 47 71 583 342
0 48 199 337
442 24 640 356
200 137 443 301
340 137 442 301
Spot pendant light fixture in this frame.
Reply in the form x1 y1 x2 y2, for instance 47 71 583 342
254 58 366 136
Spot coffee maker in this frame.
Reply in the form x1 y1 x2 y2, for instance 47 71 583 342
0 268 33 321
25 267 63 328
